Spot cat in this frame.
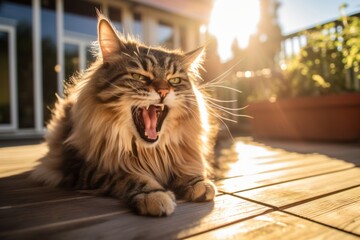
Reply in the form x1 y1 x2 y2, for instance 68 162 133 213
30 14 218 217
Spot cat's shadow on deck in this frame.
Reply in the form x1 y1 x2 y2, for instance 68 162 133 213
1 171 215 238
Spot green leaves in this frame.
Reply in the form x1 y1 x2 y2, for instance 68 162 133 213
284 13 360 96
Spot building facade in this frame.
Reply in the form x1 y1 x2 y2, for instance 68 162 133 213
0 0 212 137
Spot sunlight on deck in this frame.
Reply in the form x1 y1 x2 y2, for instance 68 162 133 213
210 215 279 239
0 144 45 177
235 141 277 159
216 139 280 178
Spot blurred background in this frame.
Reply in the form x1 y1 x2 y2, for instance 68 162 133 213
0 0 359 142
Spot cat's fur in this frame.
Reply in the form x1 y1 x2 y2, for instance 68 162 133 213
31 14 218 216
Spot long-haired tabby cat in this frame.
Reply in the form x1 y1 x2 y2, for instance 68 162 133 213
31 14 218 216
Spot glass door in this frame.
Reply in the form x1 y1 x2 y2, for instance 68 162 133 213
0 24 17 131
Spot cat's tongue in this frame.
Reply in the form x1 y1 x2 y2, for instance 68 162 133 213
142 106 158 140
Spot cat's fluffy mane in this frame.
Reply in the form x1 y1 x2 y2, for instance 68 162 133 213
31 15 218 188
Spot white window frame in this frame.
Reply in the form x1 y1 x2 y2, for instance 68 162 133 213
64 31 96 74
0 24 18 132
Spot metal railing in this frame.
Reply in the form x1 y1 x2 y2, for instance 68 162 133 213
280 12 360 61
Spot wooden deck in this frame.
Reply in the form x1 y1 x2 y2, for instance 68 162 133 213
1 138 360 239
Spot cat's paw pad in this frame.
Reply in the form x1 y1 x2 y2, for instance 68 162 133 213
184 180 217 202
130 190 176 217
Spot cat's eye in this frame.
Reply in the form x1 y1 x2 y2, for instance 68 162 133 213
131 73 147 81
168 77 182 85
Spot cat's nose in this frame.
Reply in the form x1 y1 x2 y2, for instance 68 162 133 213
157 88 169 98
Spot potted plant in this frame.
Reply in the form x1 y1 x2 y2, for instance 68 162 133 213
245 11 360 141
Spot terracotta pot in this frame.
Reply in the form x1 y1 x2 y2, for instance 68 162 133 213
246 93 360 142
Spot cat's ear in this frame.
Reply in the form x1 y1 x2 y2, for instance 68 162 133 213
97 13 122 61
183 47 205 69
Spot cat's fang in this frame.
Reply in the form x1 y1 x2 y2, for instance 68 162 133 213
154 104 165 111
144 104 164 111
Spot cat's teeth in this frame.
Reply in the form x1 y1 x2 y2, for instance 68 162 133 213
154 104 165 111
143 104 164 111
144 132 148 136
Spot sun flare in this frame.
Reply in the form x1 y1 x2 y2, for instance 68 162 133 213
192 85 210 144
208 0 260 62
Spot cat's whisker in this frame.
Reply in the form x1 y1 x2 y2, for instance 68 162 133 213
203 105 236 142
201 96 238 103
133 50 140 58
199 84 243 94
211 111 235 142
122 52 132 58
208 109 238 123
205 100 249 111
184 96 251 121
200 58 244 86
184 98 238 123
206 105 250 118
146 46 151 56
182 104 201 121
173 100 202 122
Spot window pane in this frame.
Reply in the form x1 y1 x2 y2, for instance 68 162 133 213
133 13 143 41
64 44 79 85
0 31 10 124
41 0 57 124
64 0 100 36
0 0 34 128
158 21 174 49
108 6 122 32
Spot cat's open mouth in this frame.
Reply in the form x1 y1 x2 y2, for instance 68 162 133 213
132 104 169 143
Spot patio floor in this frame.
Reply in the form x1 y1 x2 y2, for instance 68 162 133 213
0 137 359 239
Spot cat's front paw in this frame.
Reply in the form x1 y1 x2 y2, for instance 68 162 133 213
129 190 176 217
183 180 217 202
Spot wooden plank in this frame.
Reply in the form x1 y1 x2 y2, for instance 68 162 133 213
217 159 354 193
0 167 38 178
257 140 360 166
218 144 282 160
218 153 334 178
245 152 304 164
0 186 92 208
217 143 299 164
0 163 39 177
186 211 358 240
0 196 128 235
0 144 45 177
0 172 36 191
217 151 303 168
0 144 46 164
2 195 271 239
286 186 360 235
236 168 360 208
